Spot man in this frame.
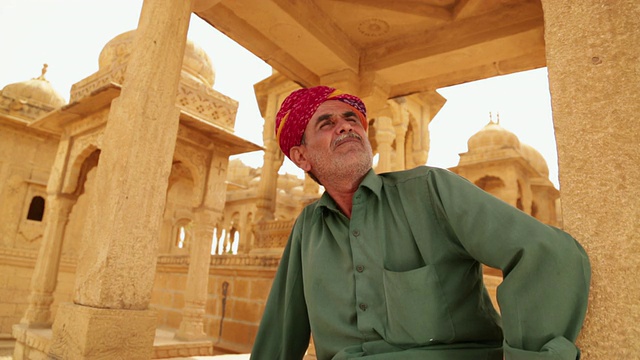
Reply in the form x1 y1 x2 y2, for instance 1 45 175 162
250 86 590 360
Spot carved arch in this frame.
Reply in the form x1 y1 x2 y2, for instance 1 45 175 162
62 143 101 195
172 143 206 205
474 175 506 194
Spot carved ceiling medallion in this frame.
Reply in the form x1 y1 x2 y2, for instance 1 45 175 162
358 19 390 37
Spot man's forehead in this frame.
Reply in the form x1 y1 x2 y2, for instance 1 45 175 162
311 100 352 119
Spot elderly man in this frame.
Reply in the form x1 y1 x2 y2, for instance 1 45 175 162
250 86 590 360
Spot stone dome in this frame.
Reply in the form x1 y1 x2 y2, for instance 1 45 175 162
97 30 215 88
520 143 550 177
467 120 520 152
1 64 66 108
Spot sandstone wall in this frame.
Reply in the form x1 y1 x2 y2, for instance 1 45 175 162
0 251 75 336
152 255 278 353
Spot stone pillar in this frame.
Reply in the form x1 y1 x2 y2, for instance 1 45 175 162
391 98 408 171
541 1 639 358
176 148 227 337
255 142 282 222
49 0 193 358
20 194 74 327
393 123 408 171
175 209 217 340
236 211 253 254
19 132 73 328
374 117 396 173
255 91 283 222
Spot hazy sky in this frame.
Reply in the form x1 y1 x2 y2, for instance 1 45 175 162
0 0 559 188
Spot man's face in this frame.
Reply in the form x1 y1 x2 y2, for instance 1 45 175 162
290 100 373 183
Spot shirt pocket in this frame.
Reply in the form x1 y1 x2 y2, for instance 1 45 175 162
382 265 455 346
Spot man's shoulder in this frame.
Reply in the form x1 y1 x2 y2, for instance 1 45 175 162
379 165 449 183
296 197 323 220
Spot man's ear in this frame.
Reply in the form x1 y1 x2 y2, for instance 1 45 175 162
290 145 312 172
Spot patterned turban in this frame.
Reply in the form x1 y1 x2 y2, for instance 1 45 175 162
275 86 368 159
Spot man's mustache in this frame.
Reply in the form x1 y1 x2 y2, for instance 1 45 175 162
333 132 362 147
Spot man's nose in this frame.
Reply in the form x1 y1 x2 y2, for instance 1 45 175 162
336 118 354 133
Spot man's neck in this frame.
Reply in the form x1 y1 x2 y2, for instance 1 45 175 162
321 171 369 219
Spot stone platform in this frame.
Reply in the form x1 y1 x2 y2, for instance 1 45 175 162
9 325 244 359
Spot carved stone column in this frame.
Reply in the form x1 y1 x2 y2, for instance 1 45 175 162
374 117 396 173
48 0 193 358
236 211 252 254
20 194 74 327
394 122 408 171
255 90 283 222
255 139 282 222
175 209 217 340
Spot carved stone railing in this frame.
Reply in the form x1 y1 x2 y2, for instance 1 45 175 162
250 219 294 255
155 254 281 273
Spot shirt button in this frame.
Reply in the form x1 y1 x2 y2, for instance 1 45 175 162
356 265 364 273
359 303 368 311
352 230 360 237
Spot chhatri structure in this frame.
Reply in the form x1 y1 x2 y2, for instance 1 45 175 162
450 115 561 228
0 0 637 359
0 54 557 358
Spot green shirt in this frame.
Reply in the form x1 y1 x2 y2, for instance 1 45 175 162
250 166 590 360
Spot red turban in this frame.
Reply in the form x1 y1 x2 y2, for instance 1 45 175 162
275 86 368 159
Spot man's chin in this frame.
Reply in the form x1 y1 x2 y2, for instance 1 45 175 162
335 156 372 173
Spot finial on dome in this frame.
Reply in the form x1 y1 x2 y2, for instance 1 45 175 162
489 112 494 124
35 64 49 81
496 112 500 125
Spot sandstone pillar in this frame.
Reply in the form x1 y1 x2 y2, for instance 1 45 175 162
255 144 282 222
374 117 395 173
49 0 193 358
541 0 639 358
236 211 251 254
175 209 217 340
393 123 408 171
20 194 74 327
255 91 283 223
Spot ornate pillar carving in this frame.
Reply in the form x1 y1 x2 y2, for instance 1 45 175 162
175 209 218 340
393 122 408 171
391 97 408 171
20 194 74 327
374 117 396 173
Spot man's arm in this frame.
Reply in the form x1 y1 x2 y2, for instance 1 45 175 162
250 226 311 360
427 168 591 360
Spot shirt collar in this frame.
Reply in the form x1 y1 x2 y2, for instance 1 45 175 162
313 168 382 214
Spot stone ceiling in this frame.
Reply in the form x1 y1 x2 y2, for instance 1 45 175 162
195 0 545 98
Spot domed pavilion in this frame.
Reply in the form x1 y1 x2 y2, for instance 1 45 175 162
450 115 560 227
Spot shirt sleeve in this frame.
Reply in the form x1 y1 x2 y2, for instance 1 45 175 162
427 168 591 360
249 220 311 360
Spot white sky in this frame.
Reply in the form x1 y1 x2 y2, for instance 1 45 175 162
0 0 559 188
